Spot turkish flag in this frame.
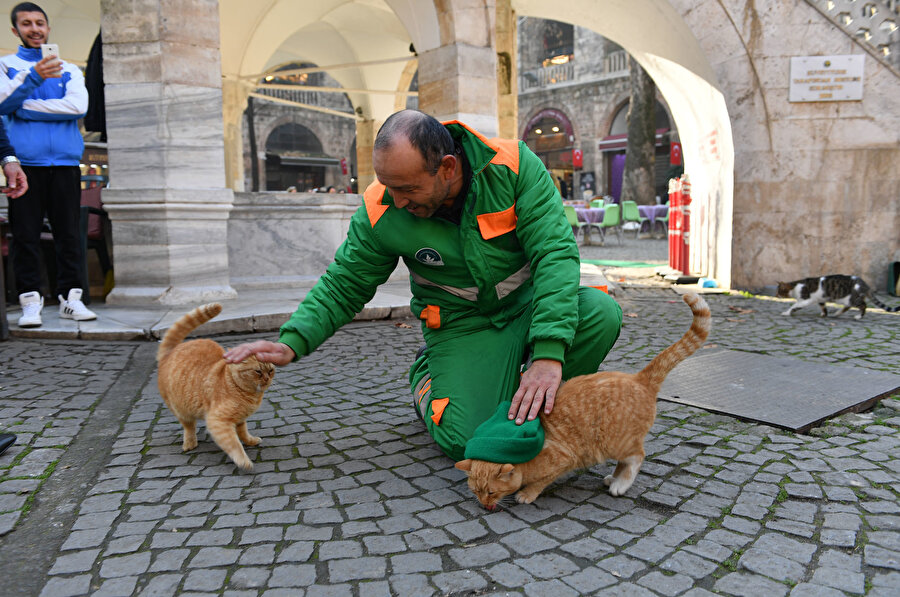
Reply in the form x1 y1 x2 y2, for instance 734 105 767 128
670 142 682 166
572 148 583 168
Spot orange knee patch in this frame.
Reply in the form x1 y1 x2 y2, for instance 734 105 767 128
430 397 449 425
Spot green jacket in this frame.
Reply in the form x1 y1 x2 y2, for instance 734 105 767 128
279 121 580 364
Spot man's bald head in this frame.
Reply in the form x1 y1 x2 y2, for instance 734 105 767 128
374 110 455 175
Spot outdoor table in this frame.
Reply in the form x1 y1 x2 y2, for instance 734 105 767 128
637 204 668 234
575 207 605 245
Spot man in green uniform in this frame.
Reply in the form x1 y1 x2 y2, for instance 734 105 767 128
225 110 622 461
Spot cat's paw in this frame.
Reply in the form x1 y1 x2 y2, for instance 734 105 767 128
781 310 793 317
243 435 261 446
606 476 634 497
603 474 614 487
182 438 198 451
233 455 253 471
515 490 537 505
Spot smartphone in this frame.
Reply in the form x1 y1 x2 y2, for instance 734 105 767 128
40 43 59 60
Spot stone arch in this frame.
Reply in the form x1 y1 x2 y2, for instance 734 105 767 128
514 0 735 286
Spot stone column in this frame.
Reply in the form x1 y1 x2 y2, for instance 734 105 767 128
222 79 250 192
355 118 379 192
100 0 236 305
495 0 518 140
416 2 499 137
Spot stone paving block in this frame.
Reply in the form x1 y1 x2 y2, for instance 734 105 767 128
739 548 806 582
391 552 443 574
268 564 317 588
99 551 152 579
328 557 387 582
811 566 866 594
789 583 847 597
713 571 789 597
637 570 694 596
92 576 138 597
184 568 227 591
389 573 435 596
38 575 92 597
486 561 535 587
449 543 511 568
48 548 102 574
187 547 240 568
149 548 189 572
522 578 579 597
431 569 488 594
865 545 900 570
236 544 275 566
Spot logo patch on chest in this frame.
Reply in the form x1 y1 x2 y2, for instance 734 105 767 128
415 248 444 266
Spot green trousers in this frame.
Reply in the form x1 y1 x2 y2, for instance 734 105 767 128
409 286 623 461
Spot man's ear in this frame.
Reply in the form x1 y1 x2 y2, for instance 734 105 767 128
455 459 472 472
438 154 457 181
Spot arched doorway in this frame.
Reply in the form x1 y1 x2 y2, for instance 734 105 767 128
522 108 576 200
264 123 334 191
600 100 676 202
513 0 734 287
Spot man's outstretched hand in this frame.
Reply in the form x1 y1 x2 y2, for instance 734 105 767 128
508 358 562 425
223 341 295 366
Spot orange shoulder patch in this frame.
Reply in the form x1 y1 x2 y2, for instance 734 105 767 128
443 120 520 175
363 181 389 228
476 204 517 239
488 137 520 175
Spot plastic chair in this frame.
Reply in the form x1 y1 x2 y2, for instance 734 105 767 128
563 205 587 242
621 200 648 239
653 208 669 237
590 198 604 208
597 203 622 246
79 187 113 303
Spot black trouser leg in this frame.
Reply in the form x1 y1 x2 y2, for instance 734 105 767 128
7 166 47 295
42 166 84 298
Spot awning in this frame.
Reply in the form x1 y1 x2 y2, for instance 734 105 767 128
598 128 670 152
267 153 340 167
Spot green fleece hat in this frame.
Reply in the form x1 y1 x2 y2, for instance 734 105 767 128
463 400 545 463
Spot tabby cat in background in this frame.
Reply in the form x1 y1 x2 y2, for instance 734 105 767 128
157 303 275 470
456 293 711 510
776 275 899 319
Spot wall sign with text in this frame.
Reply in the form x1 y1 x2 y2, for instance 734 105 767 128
789 55 864 102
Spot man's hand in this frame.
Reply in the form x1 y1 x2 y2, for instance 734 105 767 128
508 359 562 425
1 162 27 198
223 341 295 366
34 56 62 79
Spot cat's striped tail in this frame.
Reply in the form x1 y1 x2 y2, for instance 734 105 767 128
156 303 223 363
868 292 900 312
637 293 711 388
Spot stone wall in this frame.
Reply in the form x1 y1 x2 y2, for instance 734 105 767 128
228 192 408 290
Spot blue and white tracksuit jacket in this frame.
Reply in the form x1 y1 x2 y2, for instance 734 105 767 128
0 46 87 167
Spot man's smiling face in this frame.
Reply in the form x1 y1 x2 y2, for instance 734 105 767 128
373 137 454 219
12 10 50 50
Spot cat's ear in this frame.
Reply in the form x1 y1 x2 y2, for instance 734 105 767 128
455 459 472 472
500 463 515 475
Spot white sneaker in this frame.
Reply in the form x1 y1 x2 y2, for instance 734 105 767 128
58 289 97 321
17 291 43 327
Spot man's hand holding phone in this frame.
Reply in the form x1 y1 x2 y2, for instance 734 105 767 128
36 43 61 79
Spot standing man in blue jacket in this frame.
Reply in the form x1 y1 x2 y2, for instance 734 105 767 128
1 2 95 327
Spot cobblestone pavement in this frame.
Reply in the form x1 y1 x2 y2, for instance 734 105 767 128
1 281 899 596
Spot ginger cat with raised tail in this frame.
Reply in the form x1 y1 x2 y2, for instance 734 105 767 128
157 303 275 471
456 293 711 510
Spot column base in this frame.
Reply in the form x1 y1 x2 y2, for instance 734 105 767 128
105 284 237 306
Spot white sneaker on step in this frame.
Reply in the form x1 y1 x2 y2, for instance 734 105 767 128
58 289 97 321
18 291 43 327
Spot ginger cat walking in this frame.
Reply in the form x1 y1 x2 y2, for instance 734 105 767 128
157 303 275 470
456 293 711 509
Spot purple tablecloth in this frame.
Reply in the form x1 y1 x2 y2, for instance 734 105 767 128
575 207 604 224
638 204 668 224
